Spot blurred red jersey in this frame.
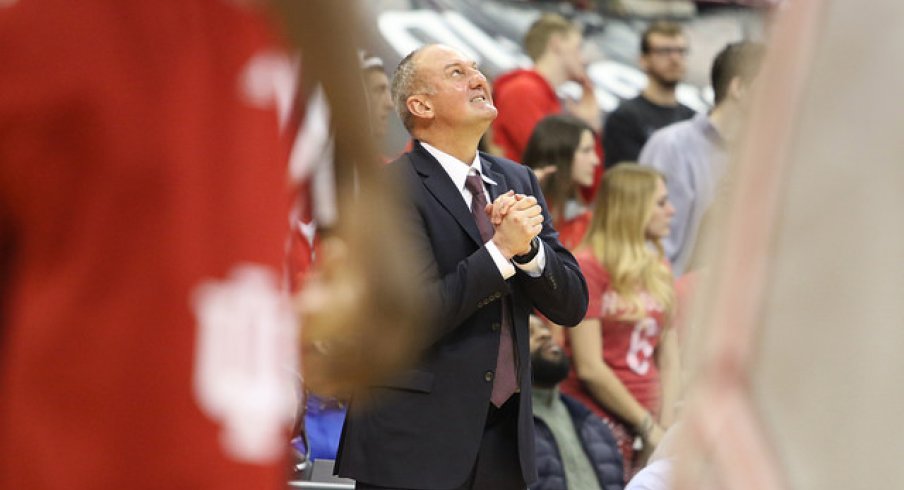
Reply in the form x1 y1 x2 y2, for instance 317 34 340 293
0 1 295 489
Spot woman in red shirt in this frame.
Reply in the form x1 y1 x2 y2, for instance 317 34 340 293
522 115 600 250
559 164 680 480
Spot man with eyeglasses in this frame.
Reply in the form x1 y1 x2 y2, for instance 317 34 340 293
603 20 695 169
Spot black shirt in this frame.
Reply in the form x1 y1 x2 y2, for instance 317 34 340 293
602 94 696 169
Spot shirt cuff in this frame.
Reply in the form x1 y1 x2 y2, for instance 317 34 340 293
485 240 516 280
514 242 546 277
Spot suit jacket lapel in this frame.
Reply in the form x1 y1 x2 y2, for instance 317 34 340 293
480 155 509 201
411 143 483 246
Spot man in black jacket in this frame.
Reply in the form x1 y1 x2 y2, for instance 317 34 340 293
335 44 588 490
529 316 624 490
603 20 695 169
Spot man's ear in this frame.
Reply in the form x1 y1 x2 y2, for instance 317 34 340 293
728 76 745 101
547 32 563 56
638 51 651 72
407 95 433 120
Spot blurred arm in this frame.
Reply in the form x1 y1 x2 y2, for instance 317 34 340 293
655 324 681 428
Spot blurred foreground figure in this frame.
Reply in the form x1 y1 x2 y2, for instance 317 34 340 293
0 2 292 489
676 1 904 489
286 49 411 468
0 1 422 489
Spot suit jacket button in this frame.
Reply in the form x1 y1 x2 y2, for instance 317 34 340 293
493 292 501 299
484 371 494 382
490 322 501 332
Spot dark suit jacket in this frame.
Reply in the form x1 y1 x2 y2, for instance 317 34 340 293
335 142 588 489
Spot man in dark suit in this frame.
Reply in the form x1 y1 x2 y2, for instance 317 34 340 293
335 43 588 490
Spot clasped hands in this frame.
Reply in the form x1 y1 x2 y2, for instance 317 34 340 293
485 190 543 260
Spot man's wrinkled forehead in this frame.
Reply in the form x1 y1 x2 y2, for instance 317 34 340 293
415 44 476 71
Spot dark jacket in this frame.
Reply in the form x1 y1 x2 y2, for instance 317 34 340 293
336 142 589 489
531 394 624 490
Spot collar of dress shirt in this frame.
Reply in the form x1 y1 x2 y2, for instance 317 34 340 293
699 112 727 148
420 142 497 199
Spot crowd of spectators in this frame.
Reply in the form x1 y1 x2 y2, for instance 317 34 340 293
287 11 766 489
0 1 768 489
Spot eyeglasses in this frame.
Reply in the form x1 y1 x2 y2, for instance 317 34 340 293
646 46 689 57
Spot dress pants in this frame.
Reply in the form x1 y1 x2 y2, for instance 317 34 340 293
355 395 525 490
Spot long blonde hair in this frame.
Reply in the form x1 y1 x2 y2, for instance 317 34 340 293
585 164 674 318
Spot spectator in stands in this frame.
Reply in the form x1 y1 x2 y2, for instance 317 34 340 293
559 165 681 481
288 49 402 466
522 114 600 250
286 49 416 470
493 13 602 164
529 315 625 490
603 21 694 169
639 41 765 276
360 50 395 145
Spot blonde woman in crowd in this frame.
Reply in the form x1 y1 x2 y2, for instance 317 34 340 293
559 164 681 481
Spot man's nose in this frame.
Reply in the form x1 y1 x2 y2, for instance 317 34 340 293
469 69 488 86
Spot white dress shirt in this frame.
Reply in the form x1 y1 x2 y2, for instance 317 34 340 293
421 142 546 279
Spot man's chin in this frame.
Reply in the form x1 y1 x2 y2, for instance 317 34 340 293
650 73 682 89
542 350 564 363
475 103 498 117
658 79 680 90
473 107 498 124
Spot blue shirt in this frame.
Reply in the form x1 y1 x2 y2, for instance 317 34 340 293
639 113 726 276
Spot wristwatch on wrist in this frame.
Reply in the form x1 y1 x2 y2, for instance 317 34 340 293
512 237 540 264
